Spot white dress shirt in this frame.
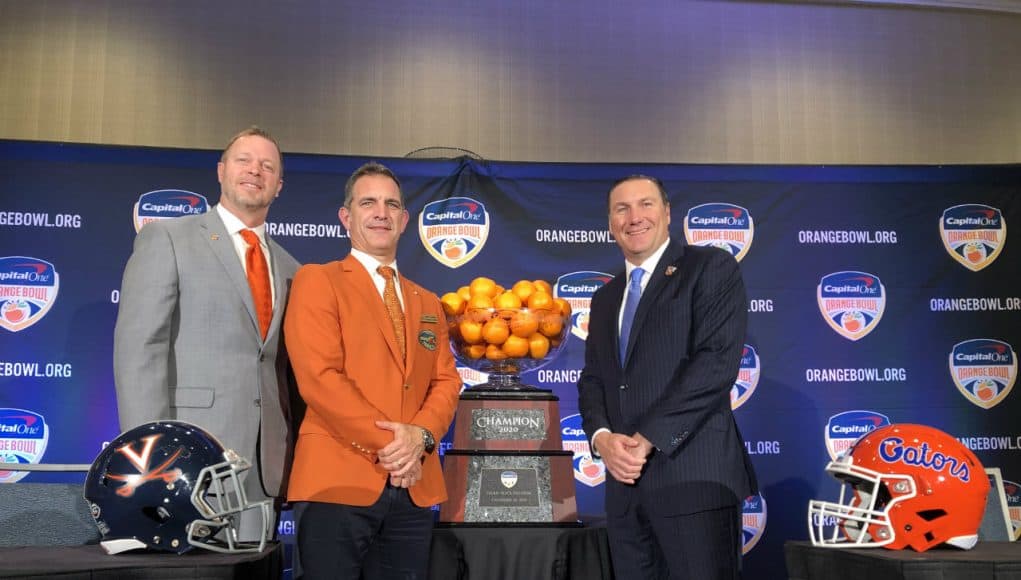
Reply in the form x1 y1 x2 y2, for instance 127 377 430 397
349 248 404 308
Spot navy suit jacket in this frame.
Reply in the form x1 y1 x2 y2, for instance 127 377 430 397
578 239 757 516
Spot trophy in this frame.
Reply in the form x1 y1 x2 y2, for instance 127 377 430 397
439 278 578 524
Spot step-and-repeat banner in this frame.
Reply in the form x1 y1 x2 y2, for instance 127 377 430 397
2 140 1019 576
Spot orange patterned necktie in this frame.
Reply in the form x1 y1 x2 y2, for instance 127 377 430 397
378 265 406 361
239 229 272 340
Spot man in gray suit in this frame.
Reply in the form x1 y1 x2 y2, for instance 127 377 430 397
578 175 756 579
113 126 301 541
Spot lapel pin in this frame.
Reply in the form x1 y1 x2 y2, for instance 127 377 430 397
421 314 439 324
665 266 677 276
210 234 220 241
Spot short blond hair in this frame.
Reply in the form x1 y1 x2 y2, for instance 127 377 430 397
221 126 283 175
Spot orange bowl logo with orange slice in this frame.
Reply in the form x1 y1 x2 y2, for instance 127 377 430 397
418 197 489 269
949 338 1017 409
817 271 886 341
0 257 60 333
939 204 1006 272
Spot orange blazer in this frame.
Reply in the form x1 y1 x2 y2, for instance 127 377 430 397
284 256 461 507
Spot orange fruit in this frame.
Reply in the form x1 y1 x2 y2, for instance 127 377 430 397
539 312 564 337
527 291 555 311
494 285 505 296
470 277 500 299
554 297 572 318
459 320 483 344
464 344 486 359
481 318 510 345
509 310 539 338
533 279 553 295
467 294 494 311
485 343 508 360
502 335 530 358
457 285 472 302
493 291 523 311
511 280 536 303
528 333 550 358
440 292 466 316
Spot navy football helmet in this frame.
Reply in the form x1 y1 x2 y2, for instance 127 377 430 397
84 420 272 554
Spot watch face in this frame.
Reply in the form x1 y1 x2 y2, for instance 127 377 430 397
423 429 435 452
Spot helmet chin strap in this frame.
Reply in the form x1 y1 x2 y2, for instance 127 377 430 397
944 534 979 550
100 538 148 555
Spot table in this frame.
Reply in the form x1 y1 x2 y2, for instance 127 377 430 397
429 523 612 580
0 542 283 580
785 540 1021 580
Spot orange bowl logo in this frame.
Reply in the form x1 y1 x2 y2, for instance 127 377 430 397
731 344 760 411
949 339 1017 409
419 197 489 268
555 271 612 341
560 413 605 487
1003 480 1020 536
455 366 489 394
0 257 60 333
742 494 767 555
825 410 891 462
0 408 49 482
817 271 885 341
683 203 754 262
939 204 1006 272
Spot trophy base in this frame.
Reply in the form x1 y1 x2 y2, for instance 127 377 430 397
439 450 578 524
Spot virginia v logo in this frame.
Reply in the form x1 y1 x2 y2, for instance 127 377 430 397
108 435 184 497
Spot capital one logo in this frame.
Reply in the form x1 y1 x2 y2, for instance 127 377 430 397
133 190 208 232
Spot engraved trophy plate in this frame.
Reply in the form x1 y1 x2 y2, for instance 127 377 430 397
441 451 577 524
470 408 547 441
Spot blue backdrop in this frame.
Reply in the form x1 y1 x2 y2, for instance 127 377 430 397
2 140 1019 577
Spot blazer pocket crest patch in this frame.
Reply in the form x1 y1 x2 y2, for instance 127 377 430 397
418 330 438 351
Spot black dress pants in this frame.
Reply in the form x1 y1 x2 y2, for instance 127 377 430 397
294 483 433 580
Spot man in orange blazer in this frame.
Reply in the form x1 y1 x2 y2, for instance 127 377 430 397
284 162 461 579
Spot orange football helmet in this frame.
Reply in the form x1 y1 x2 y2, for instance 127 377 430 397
809 423 989 552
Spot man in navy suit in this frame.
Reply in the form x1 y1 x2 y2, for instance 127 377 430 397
578 175 756 579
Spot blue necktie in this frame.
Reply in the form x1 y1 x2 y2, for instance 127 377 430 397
619 267 645 363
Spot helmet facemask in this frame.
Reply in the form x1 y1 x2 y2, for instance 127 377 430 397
809 457 913 548
187 449 272 554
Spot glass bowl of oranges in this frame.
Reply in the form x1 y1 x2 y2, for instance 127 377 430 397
441 276 572 390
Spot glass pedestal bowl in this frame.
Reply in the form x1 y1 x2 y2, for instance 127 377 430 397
447 306 571 391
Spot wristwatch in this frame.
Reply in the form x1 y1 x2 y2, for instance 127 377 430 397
421 427 436 454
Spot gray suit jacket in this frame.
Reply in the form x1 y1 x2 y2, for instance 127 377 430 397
113 208 300 497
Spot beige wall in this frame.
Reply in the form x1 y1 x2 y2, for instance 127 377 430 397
1 1 1019 163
